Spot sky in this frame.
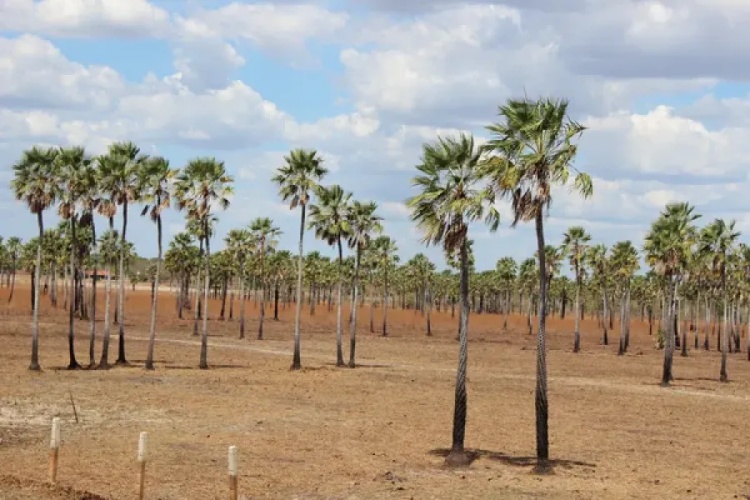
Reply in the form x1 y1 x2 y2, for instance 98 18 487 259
2 0 750 271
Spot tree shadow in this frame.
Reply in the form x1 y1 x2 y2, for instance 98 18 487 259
429 448 596 474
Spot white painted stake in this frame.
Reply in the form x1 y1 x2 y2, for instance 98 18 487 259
137 432 148 500
228 445 238 500
49 417 60 483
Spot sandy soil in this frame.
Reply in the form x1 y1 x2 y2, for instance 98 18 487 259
1 283 749 499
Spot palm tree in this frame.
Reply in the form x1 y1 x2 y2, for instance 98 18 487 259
272 149 328 370
97 229 119 368
225 229 254 338
372 236 399 336
140 156 177 370
483 97 592 467
495 257 517 330
6 236 21 303
407 133 499 467
309 184 352 366
610 241 639 355
346 200 382 367
98 141 147 365
75 158 101 368
698 218 739 382
176 157 233 369
643 202 700 386
562 226 590 352
249 217 281 340
57 146 94 370
408 254 436 335
11 146 58 370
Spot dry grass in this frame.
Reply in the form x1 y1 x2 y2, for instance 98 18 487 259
1 282 750 499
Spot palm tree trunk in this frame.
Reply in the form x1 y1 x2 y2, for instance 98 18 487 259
601 289 609 345
291 205 306 371
193 237 203 336
503 289 510 330
88 216 98 367
145 211 163 370
625 287 631 351
68 215 80 369
348 245 362 368
50 261 57 307
704 297 710 350
533 211 550 467
720 273 729 382
29 211 44 371
369 292 375 333
661 277 677 386
8 257 16 303
573 280 581 352
335 238 345 366
618 288 626 355
200 217 211 370
382 266 389 337
229 280 234 320
426 285 432 337
445 237 471 467
258 244 266 340
116 201 129 365
239 264 247 339
219 276 228 320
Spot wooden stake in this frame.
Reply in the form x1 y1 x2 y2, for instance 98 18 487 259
49 417 60 483
137 432 148 500
228 445 238 500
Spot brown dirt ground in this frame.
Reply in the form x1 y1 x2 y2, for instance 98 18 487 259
1 281 749 499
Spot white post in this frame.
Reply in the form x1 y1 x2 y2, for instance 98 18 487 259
49 417 60 483
137 432 148 500
228 445 238 500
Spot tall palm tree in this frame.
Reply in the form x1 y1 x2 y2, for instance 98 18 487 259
346 200 382 367
372 236 399 336
610 241 639 355
272 149 328 370
98 141 147 365
140 156 177 370
97 229 119 369
11 146 58 370
698 218 739 382
249 217 281 340
57 146 93 370
407 133 499 467
483 97 592 467
6 236 21 303
644 202 700 385
225 229 254 338
76 158 101 368
562 226 590 352
176 157 233 369
309 184 352 366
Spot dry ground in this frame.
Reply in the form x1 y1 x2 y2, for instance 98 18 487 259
1 282 749 499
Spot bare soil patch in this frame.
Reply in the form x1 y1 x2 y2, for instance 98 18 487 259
1 284 749 499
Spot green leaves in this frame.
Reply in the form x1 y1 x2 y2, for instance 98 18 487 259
407 133 498 254
483 96 592 225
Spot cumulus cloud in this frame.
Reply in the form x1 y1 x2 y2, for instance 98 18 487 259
0 0 171 38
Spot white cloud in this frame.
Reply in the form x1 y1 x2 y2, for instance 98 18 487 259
3 1 750 268
0 0 171 38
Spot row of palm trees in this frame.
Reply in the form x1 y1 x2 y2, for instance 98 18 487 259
8 95 749 470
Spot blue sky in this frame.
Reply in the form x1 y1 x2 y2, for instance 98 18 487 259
2 0 750 270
